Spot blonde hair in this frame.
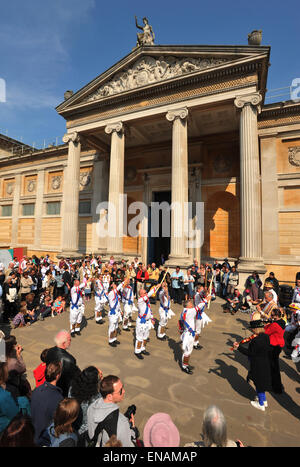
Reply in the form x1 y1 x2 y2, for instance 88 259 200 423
104 435 123 447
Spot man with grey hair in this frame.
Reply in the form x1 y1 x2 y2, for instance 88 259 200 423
256 291 277 321
185 405 242 447
45 330 79 397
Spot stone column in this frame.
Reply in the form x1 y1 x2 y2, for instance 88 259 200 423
105 122 125 257
165 107 190 267
33 169 45 250
141 173 151 265
190 165 203 265
260 134 279 261
61 132 81 257
11 174 22 247
91 154 109 254
234 93 266 277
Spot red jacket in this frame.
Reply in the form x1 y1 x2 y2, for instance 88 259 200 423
136 270 149 282
33 363 46 387
264 322 285 348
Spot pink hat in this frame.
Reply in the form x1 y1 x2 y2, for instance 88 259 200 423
143 413 180 447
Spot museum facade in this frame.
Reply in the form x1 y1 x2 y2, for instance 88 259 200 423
0 42 300 283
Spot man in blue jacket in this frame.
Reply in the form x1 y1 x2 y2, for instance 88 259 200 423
30 361 63 446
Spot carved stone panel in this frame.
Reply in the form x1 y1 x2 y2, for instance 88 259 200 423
83 55 229 102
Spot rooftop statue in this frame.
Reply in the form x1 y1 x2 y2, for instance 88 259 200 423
135 16 155 46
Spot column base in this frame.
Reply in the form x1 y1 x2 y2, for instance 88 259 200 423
57 251 81 260
165 255 192 270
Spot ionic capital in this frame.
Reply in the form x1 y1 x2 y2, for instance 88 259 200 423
62 131 80 144
105 122 124 135
234 93 262 112
166 107 189 122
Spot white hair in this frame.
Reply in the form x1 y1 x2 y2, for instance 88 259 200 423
202 405 227 447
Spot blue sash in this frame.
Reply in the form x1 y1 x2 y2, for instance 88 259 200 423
71 290 81 309
181 309 195 337
110 291 119 315
139 300 150 324
161 297 170 315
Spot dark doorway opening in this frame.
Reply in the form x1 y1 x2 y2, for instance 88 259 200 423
148 191 171 266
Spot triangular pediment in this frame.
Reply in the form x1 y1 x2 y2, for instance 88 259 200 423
56 45 270 114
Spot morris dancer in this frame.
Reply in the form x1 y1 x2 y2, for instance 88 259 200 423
179 296 211 374
107 279 128 347
94 274 108 324
121 281 135 331
102 270 111 295
157 282 175 340
193 285 211 349
70 279 85 337
135 285 158 359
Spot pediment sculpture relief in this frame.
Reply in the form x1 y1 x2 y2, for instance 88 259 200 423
83 55 228 102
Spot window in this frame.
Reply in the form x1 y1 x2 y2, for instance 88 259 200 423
22 203 35 216
46 201 61 215
1 205 12 217
79 200 91 215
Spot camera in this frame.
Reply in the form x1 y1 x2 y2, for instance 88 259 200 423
124 404 136 420
124 405 139 440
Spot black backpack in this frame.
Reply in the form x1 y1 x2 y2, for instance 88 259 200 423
87 409 119 447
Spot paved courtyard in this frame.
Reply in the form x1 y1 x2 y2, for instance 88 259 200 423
2 297 300 447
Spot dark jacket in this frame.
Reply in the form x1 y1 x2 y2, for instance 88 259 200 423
45 346 79 397
238 333 272 393
30 381 63 445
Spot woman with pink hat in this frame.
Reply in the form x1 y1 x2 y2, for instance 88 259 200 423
143 413 180 447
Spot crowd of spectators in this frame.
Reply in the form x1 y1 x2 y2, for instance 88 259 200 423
0 253 299 447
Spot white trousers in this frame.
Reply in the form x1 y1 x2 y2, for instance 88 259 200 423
181 331 195 357
95 296 105 321
123 303 133 328
108 313 120 342
135 322 150 353
70 304 84 331
158 307 168 337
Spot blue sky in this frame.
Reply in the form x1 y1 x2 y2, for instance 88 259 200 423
0 0 299 147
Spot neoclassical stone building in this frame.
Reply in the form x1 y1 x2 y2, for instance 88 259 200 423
0 41 300 283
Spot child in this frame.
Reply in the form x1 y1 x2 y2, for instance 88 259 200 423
12 306 27 328
52 296 64 316
33 349 49 388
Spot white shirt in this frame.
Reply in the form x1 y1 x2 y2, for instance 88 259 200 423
137 289 155 322
108 283 123 314
70 283 85 307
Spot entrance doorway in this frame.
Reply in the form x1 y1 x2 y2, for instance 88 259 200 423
147 191 171 266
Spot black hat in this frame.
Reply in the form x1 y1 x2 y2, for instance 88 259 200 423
249 319 264 329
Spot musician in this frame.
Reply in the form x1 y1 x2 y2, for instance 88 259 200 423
263 281 278 304
233 318 272 411
256 291 277 321
264 308 285 394
135 286 158 359
180 296 211 374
